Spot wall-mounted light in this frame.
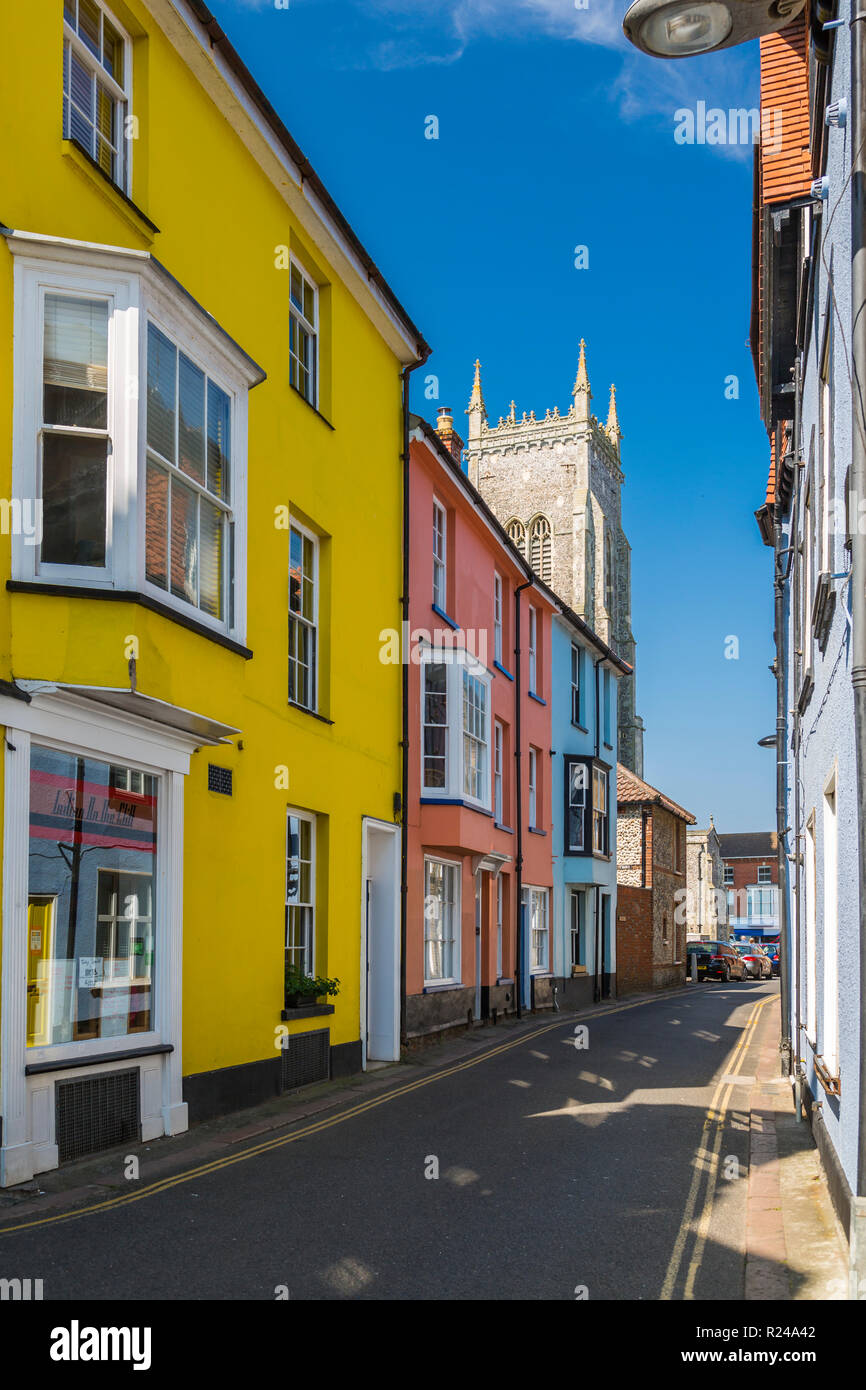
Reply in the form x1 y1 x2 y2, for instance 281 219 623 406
623 0 807 58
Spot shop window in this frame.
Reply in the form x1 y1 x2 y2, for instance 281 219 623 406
27 746 157 1047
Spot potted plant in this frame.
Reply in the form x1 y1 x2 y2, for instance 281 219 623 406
284 965 340 1010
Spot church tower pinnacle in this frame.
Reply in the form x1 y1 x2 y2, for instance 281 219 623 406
605 384 622 453
573 339 591 424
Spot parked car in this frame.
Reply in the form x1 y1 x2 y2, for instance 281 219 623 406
687 941 745 983
764 945 780 977
734 943 772 979
686 941 710 979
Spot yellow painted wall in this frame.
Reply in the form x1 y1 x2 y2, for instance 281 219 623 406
0 1 408 1076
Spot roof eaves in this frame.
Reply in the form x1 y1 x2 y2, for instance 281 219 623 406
183 1 431 364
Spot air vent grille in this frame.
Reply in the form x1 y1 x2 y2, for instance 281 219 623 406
208 765 232 795
280 1029 330 1092
55 1069 140 1164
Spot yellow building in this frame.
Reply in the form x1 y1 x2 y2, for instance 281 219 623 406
0 0 428 1185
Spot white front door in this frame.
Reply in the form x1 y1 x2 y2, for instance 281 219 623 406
363 820 400 1063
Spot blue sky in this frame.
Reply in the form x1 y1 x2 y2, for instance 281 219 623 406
213 0 776 831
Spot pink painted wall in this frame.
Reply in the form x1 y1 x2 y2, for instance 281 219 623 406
406 428 554 1005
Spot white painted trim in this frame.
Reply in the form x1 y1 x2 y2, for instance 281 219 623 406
419 651 493 813
0 730 34 1186
423 854 463 988
9 240 258 644
0 703 191 1184
288 517 320 715
360 817 401 1068
63 0 134 198
285 806 316 975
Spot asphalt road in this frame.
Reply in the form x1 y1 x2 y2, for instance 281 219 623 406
0 978 779 1300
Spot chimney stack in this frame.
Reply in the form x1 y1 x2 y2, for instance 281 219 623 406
436 406 464 463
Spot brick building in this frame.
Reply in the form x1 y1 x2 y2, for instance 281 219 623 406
616 766 694 994
717 831 779 942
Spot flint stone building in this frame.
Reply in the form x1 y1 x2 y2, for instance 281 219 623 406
463 345 644 775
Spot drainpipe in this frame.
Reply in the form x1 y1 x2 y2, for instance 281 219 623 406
850 0 866 1279
514 579 532 1017
774 467 792 1078
399 358 429 1048
591 658 601 1000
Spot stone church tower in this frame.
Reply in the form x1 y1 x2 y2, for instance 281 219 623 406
465 344 645 775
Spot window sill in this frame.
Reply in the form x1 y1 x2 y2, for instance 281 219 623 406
289 382 335 430
494 660 514 682
420 797 493 817
61 138 159 238
25 1041 173 1075
528 691 547 705
571 722 588 733
432 603 460 631
280 1003 336 1021
423 981 463 993
6 581 252 658
496 977 514 986
603 742 614 751
494 823 513 834
287 699 334 725
528 826 547 836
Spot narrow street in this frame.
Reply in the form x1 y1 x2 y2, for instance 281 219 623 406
0 981 793 1301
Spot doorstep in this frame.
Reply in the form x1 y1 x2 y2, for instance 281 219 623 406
744 998 849 1300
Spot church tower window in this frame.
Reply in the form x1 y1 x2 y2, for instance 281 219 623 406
529 515 552 583
507 519 526 557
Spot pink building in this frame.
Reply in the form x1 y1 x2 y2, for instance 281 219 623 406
405 413 555 1040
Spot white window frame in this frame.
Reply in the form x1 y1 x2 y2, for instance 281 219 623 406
592 764 608 854
523 885 549 974
494 572 503 665
286 808 316 978
757 865 772 885
528 747 538 829
805 811 816 1043
63 0 133 197
288 517 319 712
494 719 504 824
433 498 447 610
424 855 461 986
288 256 318 408
528 605 537 694
420 650 492 812
822 769 839 1075
10 238 256 643
571 643 582 725
723 865 734 886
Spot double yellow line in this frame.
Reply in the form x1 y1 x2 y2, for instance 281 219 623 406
0 990 689 1237
660 994 775 1300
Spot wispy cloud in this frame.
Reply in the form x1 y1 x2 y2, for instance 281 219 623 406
218 0 759 143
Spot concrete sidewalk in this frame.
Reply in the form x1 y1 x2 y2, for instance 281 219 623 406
744 997 848 1299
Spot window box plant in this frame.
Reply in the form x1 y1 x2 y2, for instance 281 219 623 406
284 965 340 1011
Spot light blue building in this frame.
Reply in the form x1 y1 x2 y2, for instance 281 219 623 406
753 6 865 1291
546 599 629 1009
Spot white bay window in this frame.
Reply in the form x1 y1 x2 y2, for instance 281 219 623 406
421 652 492 811
10 236 262 642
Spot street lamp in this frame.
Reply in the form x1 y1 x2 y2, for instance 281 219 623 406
622 0 806 57
757 735 776 747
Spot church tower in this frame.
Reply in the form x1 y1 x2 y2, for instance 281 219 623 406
465 346 644 775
